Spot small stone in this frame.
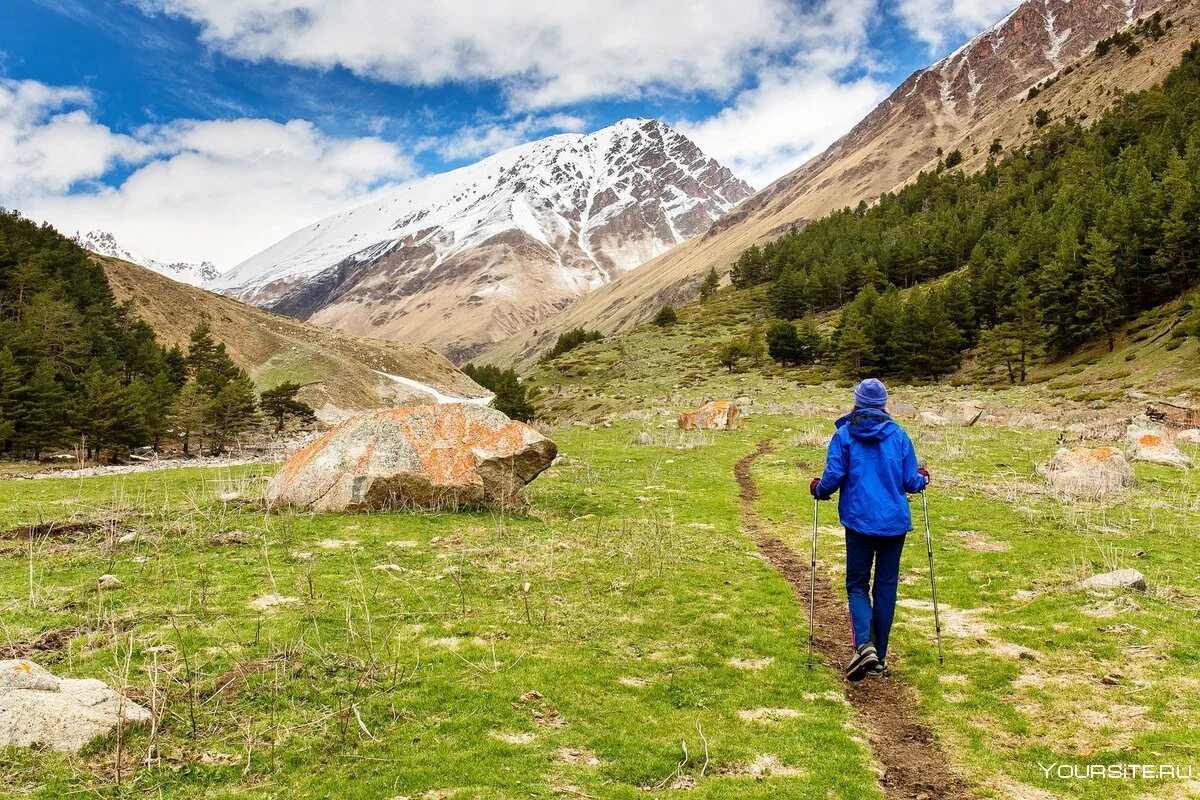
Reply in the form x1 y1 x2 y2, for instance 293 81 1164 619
97 575 123 589
117 532 138 544
1076 569 1147 592
1101 673 1124 685
250 594 302 612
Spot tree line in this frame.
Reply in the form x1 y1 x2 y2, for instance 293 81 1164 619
0 212 313 461
728 42 1200 382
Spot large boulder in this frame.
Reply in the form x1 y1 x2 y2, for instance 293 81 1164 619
1178 429 1200 445
266 405 558 512
1126 426 1191 468
888 401 918 420
1041 447 1135 498
0 659 152 753
679 401 740 430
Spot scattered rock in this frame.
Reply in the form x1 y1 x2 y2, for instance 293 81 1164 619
634 431 654 446
556 747 602 766
1075 569 1147 592
888 401 918 420
249 594 302 612
1040 447 1134 498
209 529 250 545
97 574 123 589
1177 429 1200 445
117 532 138 544
944 402 985 426
1126 426 1192 468
918 411 948 426
217 491 241 502
267 405 558 512
678 401 741 431
0 659 151 753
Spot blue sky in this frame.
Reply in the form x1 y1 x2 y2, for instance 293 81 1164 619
1 0 1016 268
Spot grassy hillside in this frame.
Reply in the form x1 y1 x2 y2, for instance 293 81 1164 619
99 255 489 418
524 281 1200 427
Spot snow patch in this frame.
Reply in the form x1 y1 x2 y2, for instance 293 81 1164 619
374 371 494 406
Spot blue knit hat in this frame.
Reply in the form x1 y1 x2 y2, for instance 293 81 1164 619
854 378 889 410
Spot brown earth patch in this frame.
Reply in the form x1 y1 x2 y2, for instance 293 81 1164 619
736 441 971 800
0 626 85 659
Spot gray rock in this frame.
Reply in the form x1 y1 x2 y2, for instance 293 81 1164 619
918 411 948 426
1126 426 1192 468
1075 569 1147 592
888 401 918 420
635 432 654 446
266 405 557 512
1041 447 1134 498
0 659 151 753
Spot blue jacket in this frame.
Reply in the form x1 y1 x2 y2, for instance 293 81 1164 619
814 409 928 536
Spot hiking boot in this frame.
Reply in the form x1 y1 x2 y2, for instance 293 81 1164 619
867 660 887 678
846 642 879 682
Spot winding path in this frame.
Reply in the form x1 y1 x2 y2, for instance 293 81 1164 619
735 441 971 800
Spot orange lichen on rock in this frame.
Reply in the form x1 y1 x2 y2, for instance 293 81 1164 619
267 405 557 512
679 401 741 430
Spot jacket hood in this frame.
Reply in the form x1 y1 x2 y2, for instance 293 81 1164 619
836 408 897 443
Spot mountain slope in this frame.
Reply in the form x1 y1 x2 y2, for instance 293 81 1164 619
483 0 1187 367
77 230 219 286
98 255 491 420
211 118 751 361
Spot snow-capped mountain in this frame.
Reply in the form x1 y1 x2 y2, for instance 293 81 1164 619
483 0 1180 367
210 118 751 361
76 230 219 286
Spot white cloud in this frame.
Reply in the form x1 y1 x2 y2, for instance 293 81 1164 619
0 80 417 269
426 113 587 162
136 0 807 109
0 79 149 198
895 0 1018 52
679 70 888 189
678 0 888 188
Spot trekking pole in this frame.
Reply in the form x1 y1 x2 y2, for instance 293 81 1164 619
808 496 818 669
920 491 945 666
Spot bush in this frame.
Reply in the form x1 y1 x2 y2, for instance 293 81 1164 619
653 305 678 327
547 328 603 359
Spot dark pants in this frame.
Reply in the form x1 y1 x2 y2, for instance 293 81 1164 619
845 529 907 661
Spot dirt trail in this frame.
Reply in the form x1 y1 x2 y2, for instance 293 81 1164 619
735 441 970 800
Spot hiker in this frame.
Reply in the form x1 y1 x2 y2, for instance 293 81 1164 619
810 378 930 681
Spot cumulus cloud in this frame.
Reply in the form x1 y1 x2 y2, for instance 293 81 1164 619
895 0 1018 52
0 79 150 198
679 71 888 189
0 79 417 269
678 0 888 188
136 0 807 109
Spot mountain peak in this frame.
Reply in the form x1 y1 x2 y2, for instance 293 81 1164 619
75 230 218 286
212 119 751 361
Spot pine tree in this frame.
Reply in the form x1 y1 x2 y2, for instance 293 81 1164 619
767 322 801 366
74 363 125 460
13 361 66 459
835 307 875 378
172 381 209 455
260 382 317 432
699 267 720 301
0 348 20 449
795 316 825 364
205 376 260 455
653 305 678 327
769 270 809 320
1077 230 1123 351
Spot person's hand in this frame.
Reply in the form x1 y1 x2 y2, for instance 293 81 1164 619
809 478 820 498
918 467 931 486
